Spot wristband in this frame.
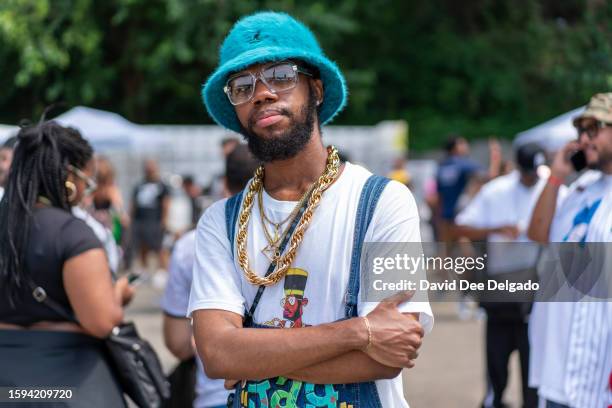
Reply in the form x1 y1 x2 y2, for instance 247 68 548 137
548 175 564 187
362 316 372 351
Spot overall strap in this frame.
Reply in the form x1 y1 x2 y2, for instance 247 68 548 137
345 175 390 318
225 190 244 250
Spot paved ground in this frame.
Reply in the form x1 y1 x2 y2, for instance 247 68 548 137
126 282 524 408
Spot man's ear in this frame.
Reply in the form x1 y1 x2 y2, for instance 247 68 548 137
311 78 324 106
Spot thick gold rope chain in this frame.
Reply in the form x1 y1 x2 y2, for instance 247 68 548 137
236 146 340 286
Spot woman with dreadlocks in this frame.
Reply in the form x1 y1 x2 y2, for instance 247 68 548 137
0 120 132 407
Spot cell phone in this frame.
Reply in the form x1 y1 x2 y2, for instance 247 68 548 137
126 272 145 286
570 150 587 172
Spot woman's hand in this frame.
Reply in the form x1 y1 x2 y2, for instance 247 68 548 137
114 276 135 306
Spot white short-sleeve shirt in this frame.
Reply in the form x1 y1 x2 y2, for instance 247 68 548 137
188 162 434 408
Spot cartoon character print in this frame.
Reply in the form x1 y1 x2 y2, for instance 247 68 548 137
264 268 309 328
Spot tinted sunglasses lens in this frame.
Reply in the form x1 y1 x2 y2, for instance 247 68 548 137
227 75 254 104
263 64 297 92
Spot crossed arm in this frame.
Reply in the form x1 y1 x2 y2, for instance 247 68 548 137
192 294 422 384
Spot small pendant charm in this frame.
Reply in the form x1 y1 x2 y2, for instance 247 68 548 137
261 243 279 262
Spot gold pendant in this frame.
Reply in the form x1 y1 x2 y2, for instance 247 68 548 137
261 243 280 262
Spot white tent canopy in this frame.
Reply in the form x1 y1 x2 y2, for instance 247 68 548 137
514 106 585 152
0 124 18 142
54 106 139 150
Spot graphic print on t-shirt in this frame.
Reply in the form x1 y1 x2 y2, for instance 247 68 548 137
136 183 163 208
563 199 602 243
263 268 310 328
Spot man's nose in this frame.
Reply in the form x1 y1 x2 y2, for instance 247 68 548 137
251 79 278 105
578 131 591 147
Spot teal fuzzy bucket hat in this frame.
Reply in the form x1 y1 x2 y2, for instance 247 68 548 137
202 12 347 134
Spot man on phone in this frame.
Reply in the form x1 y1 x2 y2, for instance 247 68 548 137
527 93 612 408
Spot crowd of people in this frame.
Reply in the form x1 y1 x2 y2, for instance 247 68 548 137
0 10 610 408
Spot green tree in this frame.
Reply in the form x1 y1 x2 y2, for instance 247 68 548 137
0 0 610 150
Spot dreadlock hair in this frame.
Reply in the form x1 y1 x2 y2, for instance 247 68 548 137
0 120 93 307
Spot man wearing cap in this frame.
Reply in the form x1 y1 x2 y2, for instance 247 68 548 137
527 93 612 408
188 12 433 408
455 142 546 408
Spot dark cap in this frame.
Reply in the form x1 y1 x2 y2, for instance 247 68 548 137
516 143 546 173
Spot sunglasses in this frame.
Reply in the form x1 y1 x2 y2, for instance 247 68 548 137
575 120 611 140
67 164 98 195
223 61 313 106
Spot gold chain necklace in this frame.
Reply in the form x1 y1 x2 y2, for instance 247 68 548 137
257 182 316 262
236 146 341 286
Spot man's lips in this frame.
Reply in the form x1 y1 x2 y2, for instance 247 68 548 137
252 110 285 128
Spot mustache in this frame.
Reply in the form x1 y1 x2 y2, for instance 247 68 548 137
248 107 293 129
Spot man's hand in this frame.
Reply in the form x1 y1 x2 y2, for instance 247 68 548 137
551 141 580 181
224 379 239 390
364 291 424 368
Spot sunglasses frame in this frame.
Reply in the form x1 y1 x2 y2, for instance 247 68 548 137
223 61 313 106
67 164 98 195
576 120 611 140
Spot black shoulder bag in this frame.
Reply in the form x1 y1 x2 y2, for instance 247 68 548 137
29 282 170 408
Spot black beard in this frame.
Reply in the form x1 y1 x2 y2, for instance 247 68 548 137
239 89 317 163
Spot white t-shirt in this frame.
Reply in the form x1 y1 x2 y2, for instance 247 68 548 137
456 171 546 273
161 230 229 408
529 171 612 407
72 205 120 275
188 162 434 408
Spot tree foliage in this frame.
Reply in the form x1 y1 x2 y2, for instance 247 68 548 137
0 0 610 150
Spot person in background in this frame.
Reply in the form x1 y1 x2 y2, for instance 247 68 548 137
0 121 133 407
162 144 259 408
72 170 123 276
206 137 240 200
0 136 17 200
436 135 501 243
92 156 130 247
221 137 239 158
182 174 203 228
455 142 546 408
131 158 171 274
387 156 412 188
527 93 612 408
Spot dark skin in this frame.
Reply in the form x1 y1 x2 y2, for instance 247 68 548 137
192 61 425 388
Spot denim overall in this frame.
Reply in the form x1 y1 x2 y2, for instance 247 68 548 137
225 175 390 408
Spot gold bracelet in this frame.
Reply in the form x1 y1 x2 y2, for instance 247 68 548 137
362 316 372 351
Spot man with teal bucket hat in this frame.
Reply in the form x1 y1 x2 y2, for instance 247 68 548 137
188 12 433 407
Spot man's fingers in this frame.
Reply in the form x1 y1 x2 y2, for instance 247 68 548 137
224 379 239 390
383 290 415 306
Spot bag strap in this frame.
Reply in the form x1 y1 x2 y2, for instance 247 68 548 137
345 175 390 318
226 187 312 325
27 280 79 324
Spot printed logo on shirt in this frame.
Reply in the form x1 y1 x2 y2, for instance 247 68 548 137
136 183 162 208
563 199 602 243
263 268 310 328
